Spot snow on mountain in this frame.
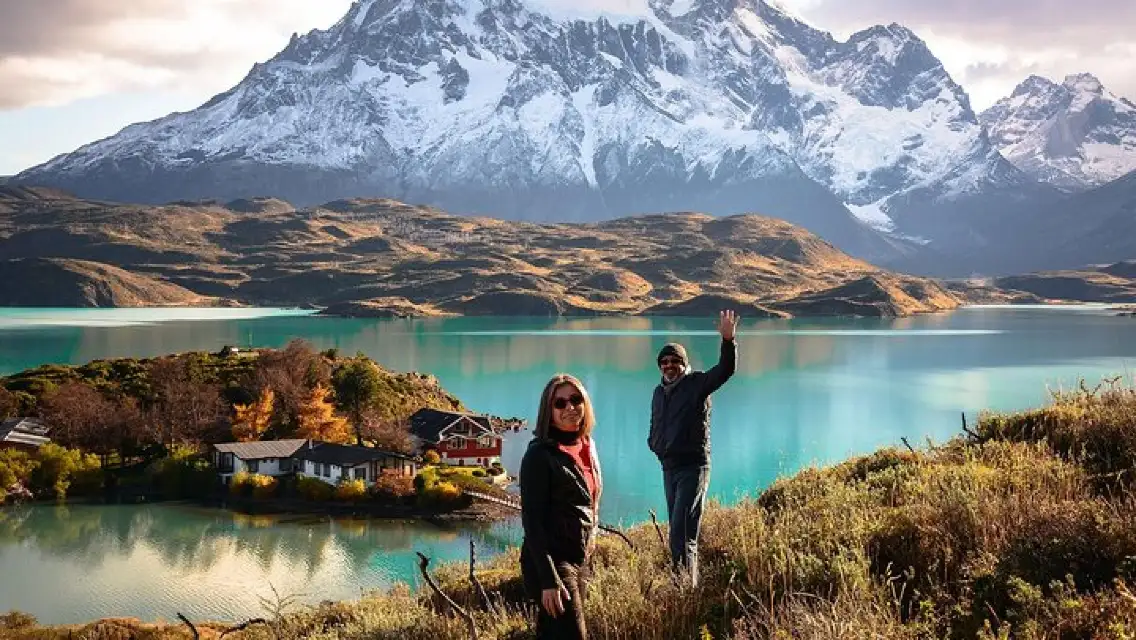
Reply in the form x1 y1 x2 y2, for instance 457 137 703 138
980 73 1136 191
16 0 1019 258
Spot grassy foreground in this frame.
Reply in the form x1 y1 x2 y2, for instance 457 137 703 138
6 379 1136 639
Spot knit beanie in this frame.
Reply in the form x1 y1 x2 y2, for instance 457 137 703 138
657 343 688 366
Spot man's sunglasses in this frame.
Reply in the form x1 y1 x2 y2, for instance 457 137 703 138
659 358 683 367
552 394 585 410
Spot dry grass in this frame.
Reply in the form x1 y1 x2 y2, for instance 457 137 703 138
10 378 1136 639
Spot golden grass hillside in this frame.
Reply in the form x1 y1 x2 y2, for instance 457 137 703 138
0 189 960 317
7 377 1136 639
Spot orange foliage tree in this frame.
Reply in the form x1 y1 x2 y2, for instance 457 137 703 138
232 389 274 442
295 385 351 444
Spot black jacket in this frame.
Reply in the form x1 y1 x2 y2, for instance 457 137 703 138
648 338 737 469
519 437 602 590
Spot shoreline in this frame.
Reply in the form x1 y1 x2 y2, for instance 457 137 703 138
7 377 1136 637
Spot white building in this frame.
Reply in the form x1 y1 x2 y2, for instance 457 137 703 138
293 441 418 488
212 439 308 484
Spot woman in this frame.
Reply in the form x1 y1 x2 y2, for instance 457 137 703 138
520 374 603 639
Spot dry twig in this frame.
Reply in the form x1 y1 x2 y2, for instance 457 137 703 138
469 540 498 616
648 509 667 550
417 551 478 640
176 613 199 640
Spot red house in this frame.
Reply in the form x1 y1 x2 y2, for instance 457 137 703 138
408 408 502 466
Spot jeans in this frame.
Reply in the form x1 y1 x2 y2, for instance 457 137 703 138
523 560 589 639
663 464 710 586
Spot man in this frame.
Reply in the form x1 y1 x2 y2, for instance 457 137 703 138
648 309 738 587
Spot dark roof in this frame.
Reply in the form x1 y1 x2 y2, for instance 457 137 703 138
213 439 308 460
409 408 492 442
0 418 51 446
293 442 415 466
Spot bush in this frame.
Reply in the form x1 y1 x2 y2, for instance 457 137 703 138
471 468 487 477
297 475 334 501
371 471 415 503
421 480 462 506
148 453 215 499
423 450 441 465
229 471 277 499
0 611 37 630
335 478 368 502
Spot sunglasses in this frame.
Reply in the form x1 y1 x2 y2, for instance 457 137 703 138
659 357 683 367
552 394 585 410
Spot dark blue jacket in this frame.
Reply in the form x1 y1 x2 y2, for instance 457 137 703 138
647 338 737 469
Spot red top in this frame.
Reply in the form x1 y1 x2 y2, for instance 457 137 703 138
558 438 597 502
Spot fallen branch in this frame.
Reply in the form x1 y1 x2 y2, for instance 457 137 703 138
469 540 497 616
417 551 477 640
220 618 271 638
648 509 667 550
900 437 916 454
176 613 199 640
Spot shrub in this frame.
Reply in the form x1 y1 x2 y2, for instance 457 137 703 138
335 478 368 502
371 471 415 503
471 468 487 477
421 480 462 506
423 450 441 465
228 471 277 499
297 475 334 501
0 611 36 630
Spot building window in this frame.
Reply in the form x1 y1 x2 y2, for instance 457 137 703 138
479 436 492 448
354 467 367 481
247 460 259 473
322 463 330 477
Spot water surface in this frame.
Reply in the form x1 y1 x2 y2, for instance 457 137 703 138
1 305 1134 623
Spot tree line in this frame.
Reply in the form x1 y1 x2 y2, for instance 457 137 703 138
0 339 467 467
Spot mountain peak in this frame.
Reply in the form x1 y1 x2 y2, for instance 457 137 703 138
1063 72 1103 94
981 71 1136 190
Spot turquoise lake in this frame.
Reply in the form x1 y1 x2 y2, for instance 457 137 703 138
1 305 1135 624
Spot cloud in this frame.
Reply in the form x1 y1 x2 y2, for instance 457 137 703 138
1 0 1133 113
0 0 354 110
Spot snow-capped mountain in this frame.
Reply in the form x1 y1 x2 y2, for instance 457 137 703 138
980 73 1136 191
16 0 1024 259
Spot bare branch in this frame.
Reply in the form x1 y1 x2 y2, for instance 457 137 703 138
961 411 980 440
417 551 477 640
648 509 667 550
176 613 199 640
900 437 916 454
220 618 271 638
469 540 497 616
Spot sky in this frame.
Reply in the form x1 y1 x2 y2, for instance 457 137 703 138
0 0 1133 175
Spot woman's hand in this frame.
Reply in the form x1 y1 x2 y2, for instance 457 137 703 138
541 585 571 617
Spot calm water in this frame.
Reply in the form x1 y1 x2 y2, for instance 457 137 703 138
1 305 1135 623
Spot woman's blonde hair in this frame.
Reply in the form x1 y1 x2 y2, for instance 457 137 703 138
534 373 596 441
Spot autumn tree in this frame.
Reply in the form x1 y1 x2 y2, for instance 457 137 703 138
331 356 385 445
145 357 227 448
231 389 274 442
294 384 351 444
359 409 414 454
38 382 145 466
253 339 329 433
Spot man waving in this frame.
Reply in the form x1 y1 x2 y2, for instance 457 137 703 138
648 310 738 587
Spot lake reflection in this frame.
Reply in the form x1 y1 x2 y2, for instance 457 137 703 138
0 503 515 625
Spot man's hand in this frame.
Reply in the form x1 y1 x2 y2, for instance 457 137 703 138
717 309 738 341
542 585 570 617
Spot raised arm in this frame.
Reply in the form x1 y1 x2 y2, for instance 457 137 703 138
702 310 738 395
519 448 562 591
